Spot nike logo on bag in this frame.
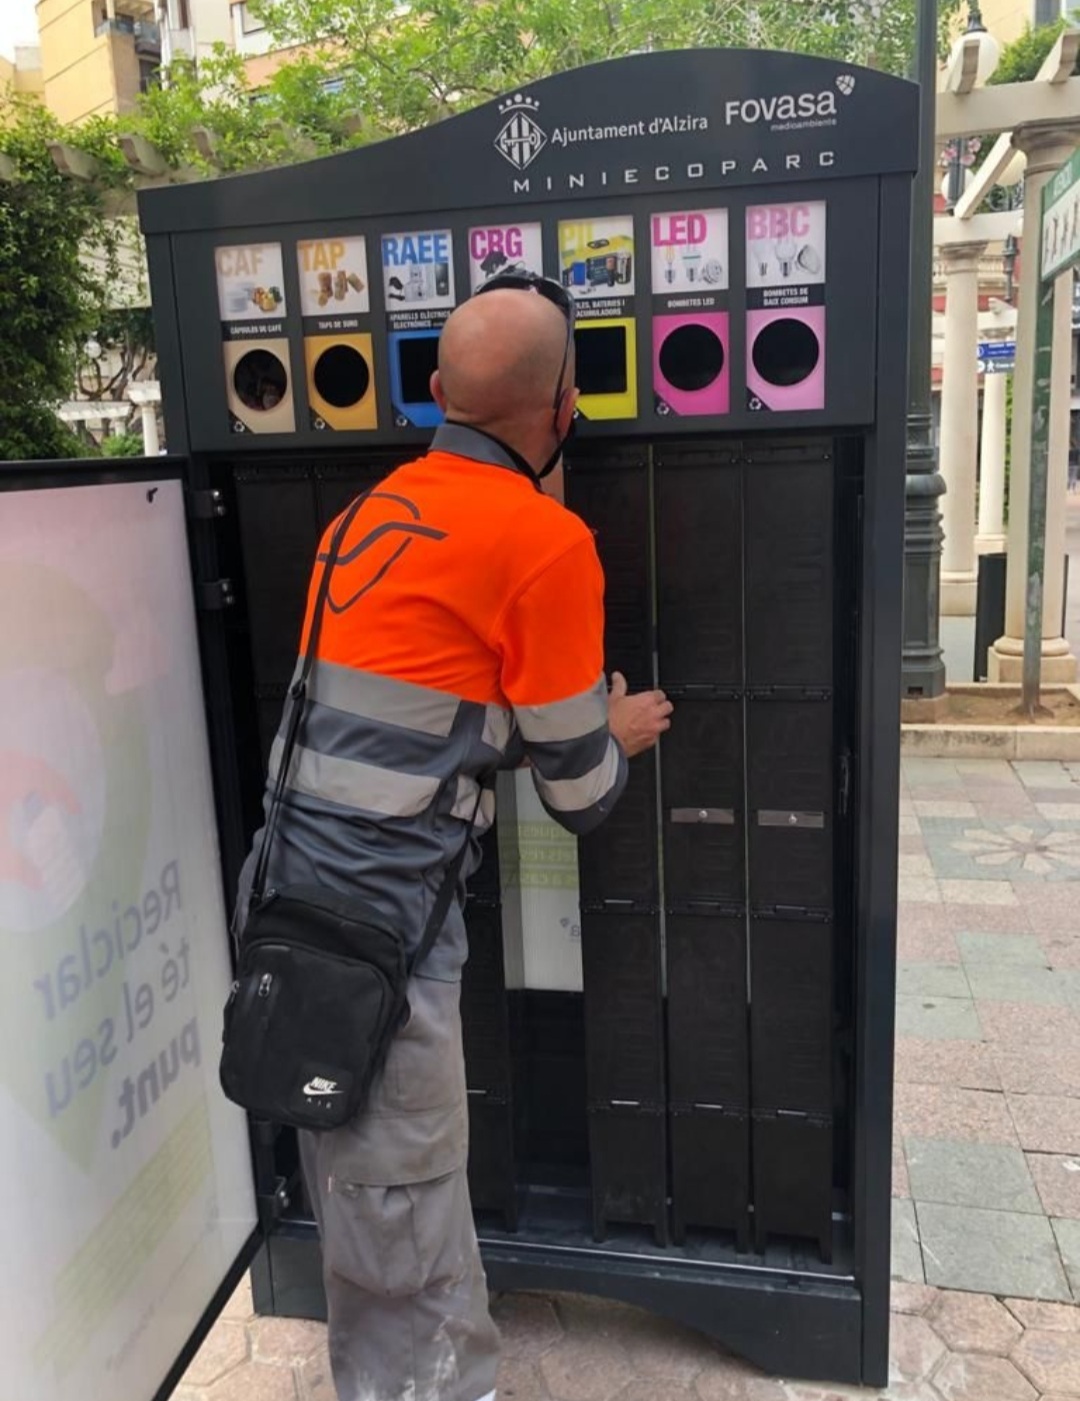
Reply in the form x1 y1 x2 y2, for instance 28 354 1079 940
303 1077 343 1096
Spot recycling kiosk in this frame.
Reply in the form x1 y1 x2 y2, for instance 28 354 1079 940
133 47 915 1389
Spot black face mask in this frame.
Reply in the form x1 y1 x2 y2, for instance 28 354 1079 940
539 402 577 480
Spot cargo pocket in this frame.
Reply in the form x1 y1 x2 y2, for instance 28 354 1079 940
324 1170 472 1299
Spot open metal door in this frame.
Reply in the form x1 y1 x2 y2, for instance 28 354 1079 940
0 458 260 1401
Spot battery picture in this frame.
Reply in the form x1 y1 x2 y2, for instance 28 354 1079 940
558 216 635 320
468 222 543 291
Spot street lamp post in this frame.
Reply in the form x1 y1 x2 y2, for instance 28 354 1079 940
902 0 947 704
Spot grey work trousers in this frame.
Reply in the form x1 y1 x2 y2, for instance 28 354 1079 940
299 976 501 1401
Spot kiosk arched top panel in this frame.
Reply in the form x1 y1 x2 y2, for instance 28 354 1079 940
139 49 917 234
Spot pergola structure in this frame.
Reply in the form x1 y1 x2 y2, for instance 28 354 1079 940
931 25 1080 682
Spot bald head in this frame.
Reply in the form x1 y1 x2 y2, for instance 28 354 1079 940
434 289 571 439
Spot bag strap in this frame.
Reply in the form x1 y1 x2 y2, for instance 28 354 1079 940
408 778 490 979
250 492 370 903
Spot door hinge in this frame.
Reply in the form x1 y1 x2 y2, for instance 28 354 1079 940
197 578 235 611
257 1175 291 1230
752 903 831 923
667 899 744 919
580 898 658 915
839 749 853 817
188 487 227 520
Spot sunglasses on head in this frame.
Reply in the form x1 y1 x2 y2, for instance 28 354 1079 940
474 271 575 325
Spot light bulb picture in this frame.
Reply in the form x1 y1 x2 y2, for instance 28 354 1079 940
775 238 797 279
664 245 676 284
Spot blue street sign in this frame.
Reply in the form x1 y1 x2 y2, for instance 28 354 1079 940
978 340 1016 361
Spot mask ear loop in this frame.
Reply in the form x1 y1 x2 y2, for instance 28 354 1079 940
539 315 576 480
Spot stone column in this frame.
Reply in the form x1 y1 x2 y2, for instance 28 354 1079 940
989 126 1080 683
939 240 986 616
976 357 1008 554
139 402 160 456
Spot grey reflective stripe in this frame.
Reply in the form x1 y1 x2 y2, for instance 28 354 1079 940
297 659 461 738
451 775 497 829
270 737 440 817
481 704 513 753
515 675 609 744
533 738 622 813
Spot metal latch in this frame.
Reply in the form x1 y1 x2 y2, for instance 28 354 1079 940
257 1175 291 1229
757 810 825 829
188 487 227 520
670 807 735 825
197 578 235 610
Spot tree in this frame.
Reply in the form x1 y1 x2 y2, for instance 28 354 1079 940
0 101 124 460
253 0 963 134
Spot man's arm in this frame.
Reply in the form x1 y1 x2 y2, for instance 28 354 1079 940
495 535 671 835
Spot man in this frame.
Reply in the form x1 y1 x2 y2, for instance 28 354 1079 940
239 279 672 1401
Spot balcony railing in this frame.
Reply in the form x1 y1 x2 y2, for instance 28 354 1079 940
94 16 161 54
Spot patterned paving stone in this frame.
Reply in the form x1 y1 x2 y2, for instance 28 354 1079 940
248 1317 326 1364
539 1331 635 1401
897 914 962 965
896 964 970 998
894 1038 1000 1091
693 1363 790 1401
888 1314 946 1382
932 1354 1038 1401
222 1275 255 1321
1010 1327 1080 1393
895 994 981 1041
928 1292 1022 1355
892 1199 925 1284
913 801 977 819
898 853 936 878
296 1348 335 1401
1004 1299 1080 1331
1021 886 1080 936
619 1313 722 1384
890 1282 940 1316
496 1356 553 1400
492 1293 565 1359
894 1137 910 1198
181 1319 249 1388
1052 1217 1080 1296
894 1085 1017 1146
939 880 1018 906
993 1047 1080 1097
206 1361 299 1401
967 964 1070 1005
916 1203 1071 1301
1013 762 1076 789
898 876 942 904
1025 1152 1080 1218
956 932 1047 967
905 1139 1041 1214
976 1003 1080 1053
1007 1094 1080 1154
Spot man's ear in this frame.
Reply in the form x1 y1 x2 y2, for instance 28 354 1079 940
431 369 447 410
557 386 579 436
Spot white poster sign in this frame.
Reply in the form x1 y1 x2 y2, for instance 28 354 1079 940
650 208 728 293
0 479 257 1401
215 241 287 319
297 235 370 316
467 222 544 291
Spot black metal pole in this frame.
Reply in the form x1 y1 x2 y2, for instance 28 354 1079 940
901 0 947 702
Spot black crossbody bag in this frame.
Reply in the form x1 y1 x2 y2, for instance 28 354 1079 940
219 493 486 1131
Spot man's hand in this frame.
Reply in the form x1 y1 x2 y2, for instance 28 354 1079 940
607 672 673 758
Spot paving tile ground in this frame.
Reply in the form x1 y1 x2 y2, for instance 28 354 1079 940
176 759 1080 1400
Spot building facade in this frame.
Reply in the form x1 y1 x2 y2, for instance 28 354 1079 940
0 45 45 109
36 0 161 124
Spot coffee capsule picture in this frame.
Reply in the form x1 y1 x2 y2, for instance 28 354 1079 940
746 308 825 411
223 338 296 434
304 332 377 431
653 312 729 417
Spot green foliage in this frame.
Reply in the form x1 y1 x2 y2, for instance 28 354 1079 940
0 99 116 460
99 430 146 457
988 18 1076 86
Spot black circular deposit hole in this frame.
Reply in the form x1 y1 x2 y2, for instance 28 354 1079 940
658 323 725 393
233 349 288 411
751 317 820 387
314 344 371 408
